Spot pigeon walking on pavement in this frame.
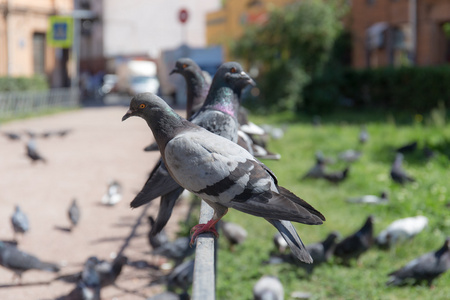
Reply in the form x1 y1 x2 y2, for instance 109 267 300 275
101 180 122 206
130 62 255 239
0 241 60 282
122 93 325 263
26 138 46 163
390 153 415 184
11 205 29 242
68 199 80 231
334 215 374 266
386 237 450 287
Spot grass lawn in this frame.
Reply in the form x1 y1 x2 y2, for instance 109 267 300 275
214 110 450 299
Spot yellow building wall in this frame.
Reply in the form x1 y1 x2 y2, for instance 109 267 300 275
0 0 73 77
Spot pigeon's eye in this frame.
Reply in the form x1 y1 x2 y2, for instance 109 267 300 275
139 104 146 109
182 64 188 69
230 67 236 73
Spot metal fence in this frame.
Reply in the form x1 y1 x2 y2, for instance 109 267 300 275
193 200 216 300
0 88 80 118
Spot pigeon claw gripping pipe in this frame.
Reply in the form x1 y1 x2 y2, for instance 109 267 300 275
123 93 325 264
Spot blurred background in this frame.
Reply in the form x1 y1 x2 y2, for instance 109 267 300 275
1 0 450 300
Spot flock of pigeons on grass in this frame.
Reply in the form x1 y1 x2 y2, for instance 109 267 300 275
1 57 449 300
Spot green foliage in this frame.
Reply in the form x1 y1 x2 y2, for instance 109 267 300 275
303 66 450 113
0 75 48 92
216 110 450 299
233 0 345 111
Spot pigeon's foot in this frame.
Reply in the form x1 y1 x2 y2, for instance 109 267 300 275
190 219 220 245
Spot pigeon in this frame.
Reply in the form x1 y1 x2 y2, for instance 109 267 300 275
148 216 169 250
390 153 415 184
3 131 21 140
101 180 122 206
376 216 428 249
11 205 29 242
220 220 248 251
122 93 325 264
346 191 389 205
273 232 288 253
395 141 418 154
359 126 369 144
77 256 101 300
68 199 80 231
26 138 46 163
167 259 194 292
301 153 326 180
151 236 195 266
334 215 374 265
56 129 72 137
299 231 340 274
130 62 255 239
0 241 60 282
338 149 362 163
94 255 128 287
253 275 284 300
323 167 349 184
171 58 210 120
386 237 450 287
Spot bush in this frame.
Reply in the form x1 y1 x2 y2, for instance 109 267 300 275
0 75 49 92
303 66 450 113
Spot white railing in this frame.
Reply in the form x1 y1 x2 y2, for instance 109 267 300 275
0 88 79 118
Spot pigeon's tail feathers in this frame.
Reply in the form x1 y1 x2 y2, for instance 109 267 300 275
278 186 325 223
266 219 313 264
150 187 184 236
39 261 60 272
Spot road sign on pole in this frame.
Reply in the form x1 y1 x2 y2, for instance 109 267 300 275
179 8 189 24
47 16 74 48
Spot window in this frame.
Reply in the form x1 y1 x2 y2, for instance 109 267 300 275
33 33 46 75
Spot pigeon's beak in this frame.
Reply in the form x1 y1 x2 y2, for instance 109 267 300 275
241 71 256 86
170 68 179 75
122 109 134 122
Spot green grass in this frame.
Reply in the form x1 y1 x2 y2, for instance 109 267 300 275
214 110 450 300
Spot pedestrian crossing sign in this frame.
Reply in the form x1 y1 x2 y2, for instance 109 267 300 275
47 16 73 48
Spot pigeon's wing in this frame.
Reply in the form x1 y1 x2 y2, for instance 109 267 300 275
130 159 181 208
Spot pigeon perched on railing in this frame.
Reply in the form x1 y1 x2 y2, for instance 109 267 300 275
386 237 450 287
376 216 428 249
129 62 255 239
390 153 415 184
0 241 60 282
11 205 29 242
334 215 374 266
253 275 284 300
68 198 80 231
122 93 325 264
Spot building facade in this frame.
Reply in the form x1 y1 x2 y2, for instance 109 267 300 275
351 0 450 68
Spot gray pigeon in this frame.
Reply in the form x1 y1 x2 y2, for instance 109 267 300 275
101 180 122 206
390 153 415 184
3 131 21 141
253 275 284 300
148 216 169 250
0 241 60 282
122 93 325 263
151 236 195 266
26 138 46 163
323 167 349 184
220 220 248 251
130 62 255 239
346 191 389 205
338 149 362 163
301 153 326 180
334 215 374 266
11 205 29 242
299 231 339 274
68 199 80 231
167 259 194 292
94 255 128 287
386 237 450 287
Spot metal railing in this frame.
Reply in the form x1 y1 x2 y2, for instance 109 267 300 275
193 200 216 300
0 88 79 118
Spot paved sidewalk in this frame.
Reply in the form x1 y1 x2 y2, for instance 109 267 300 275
0 106 190 299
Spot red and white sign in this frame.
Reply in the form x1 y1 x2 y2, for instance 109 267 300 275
179 8 188 24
